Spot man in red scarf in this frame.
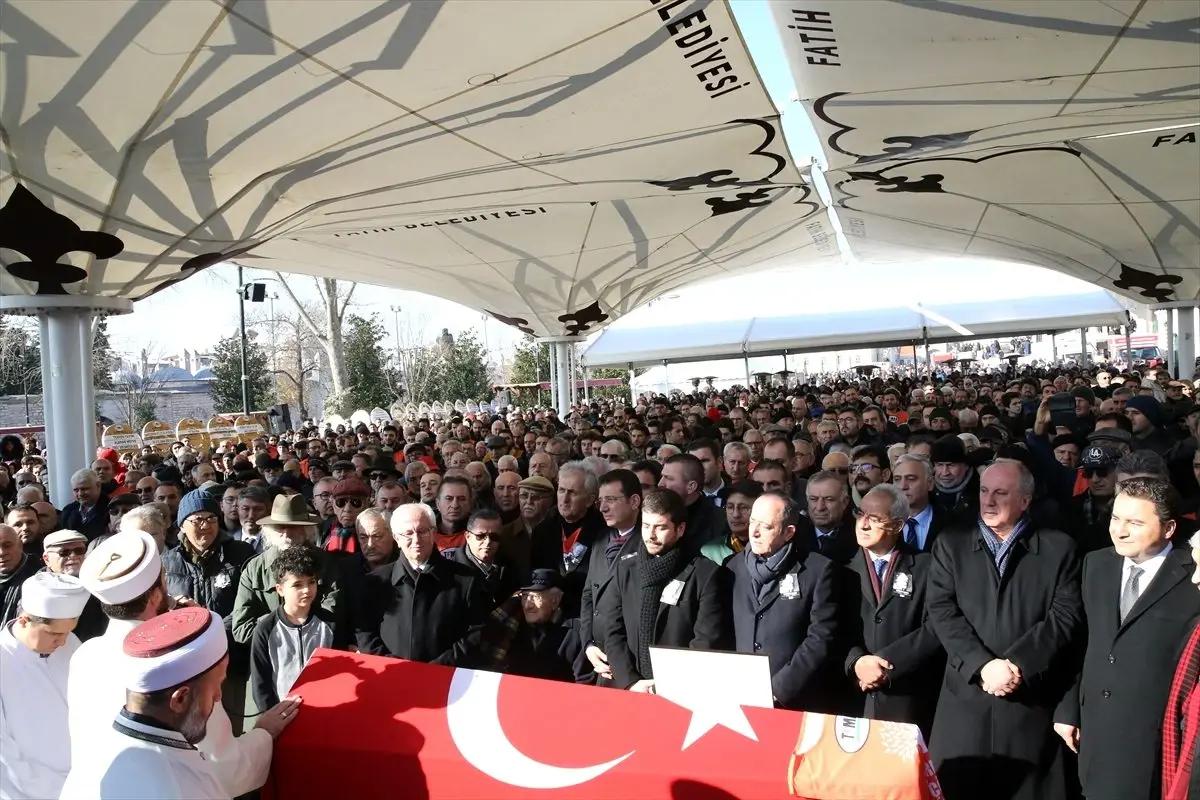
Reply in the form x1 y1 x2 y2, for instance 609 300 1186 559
1163 532 1200 799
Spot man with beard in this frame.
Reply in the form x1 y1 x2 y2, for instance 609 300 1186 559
40 530 107 641
70 531 296 798
595 489 732 691
61 608 234 799
5 503 42 560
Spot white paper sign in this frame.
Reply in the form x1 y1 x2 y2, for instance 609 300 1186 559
649 647 774 749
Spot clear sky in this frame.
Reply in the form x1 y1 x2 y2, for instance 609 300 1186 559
102 1 1074 363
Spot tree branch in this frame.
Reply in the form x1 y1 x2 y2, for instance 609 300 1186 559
274 274 327 343
337 282 357 322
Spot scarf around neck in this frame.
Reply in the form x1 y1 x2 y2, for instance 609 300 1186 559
634 543 686 678
747 541 793 604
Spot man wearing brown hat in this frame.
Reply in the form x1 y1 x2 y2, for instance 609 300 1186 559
502 476 556 576
231 494 344 726
323 477 371 556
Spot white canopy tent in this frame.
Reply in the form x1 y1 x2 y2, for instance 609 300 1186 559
583 289 1133 369
1 1 1196 497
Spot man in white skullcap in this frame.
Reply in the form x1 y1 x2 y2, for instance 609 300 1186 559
60 608 230 799
69 531 298 798
0 572 89 799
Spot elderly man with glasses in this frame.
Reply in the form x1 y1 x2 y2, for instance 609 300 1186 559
355 503 490 665
162 489 255 619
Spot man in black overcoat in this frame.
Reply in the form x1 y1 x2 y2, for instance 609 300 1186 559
1053 478 1200 800
926 459 1084 800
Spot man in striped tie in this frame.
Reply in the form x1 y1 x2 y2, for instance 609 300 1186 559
843 484 944 737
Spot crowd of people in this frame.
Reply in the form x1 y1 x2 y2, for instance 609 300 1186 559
2 362 1200 799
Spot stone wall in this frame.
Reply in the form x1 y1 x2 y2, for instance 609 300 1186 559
0 390 215 429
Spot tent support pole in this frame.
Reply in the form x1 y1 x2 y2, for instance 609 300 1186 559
923 326 931 377
1050 332 1056 362
1178 305 1196 380
662 360 670 395
1125 313 1133 372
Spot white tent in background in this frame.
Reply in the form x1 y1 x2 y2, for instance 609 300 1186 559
583 290 1132 369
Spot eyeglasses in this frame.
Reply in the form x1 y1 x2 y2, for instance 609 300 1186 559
186 515 219 527
314 492 333 500
334 497 366 509
851 464 878 473
1082 468 1113 478
468 531 502 543
50 546 88 558
108 506 134 516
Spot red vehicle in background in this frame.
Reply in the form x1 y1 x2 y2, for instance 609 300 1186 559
1108 334 1165 368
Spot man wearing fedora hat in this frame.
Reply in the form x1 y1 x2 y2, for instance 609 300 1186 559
231 494 343 649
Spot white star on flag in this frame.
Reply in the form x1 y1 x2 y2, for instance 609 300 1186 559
649 647 775 750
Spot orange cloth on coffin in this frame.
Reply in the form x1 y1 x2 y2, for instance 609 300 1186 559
787 713 943 800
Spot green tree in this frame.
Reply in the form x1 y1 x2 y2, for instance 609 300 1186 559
209 333 272 414
438 329 491 402
339 314 397 413
92 317 115 391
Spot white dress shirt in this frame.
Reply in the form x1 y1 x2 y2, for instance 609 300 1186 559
1122 541 1173 603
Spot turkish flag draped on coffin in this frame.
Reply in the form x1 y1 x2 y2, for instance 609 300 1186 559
269 649 941 800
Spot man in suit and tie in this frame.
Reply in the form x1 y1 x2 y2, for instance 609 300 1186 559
728 491 840 712
802 471 858 564
892 454 949 552
1054 477 1200 800
845 484 944 736
580 469 642 684
927 458 1084 800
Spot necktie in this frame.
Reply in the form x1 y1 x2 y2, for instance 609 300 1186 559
904 519 919 548
874 558 888 583
1120 565 1144 622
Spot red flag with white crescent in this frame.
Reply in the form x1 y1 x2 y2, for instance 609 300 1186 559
268 649 940 799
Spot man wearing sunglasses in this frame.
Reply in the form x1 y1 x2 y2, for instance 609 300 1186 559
442 509 518 608
40 530 108 641
1063 445 1121 554
324 478 371 556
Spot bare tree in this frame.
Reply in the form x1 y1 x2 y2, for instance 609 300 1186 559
274 275 355 398
249 306 322 419
390 310 446 404
110 347 171 428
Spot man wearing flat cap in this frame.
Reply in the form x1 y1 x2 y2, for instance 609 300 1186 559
0 572 89 799
61 608 233 799
41 530 108 642
482 568 583 683
930 435 979 522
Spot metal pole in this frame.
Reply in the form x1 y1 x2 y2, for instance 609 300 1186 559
923 326 931 376
534 342 542 408
1050 332 1057 363
583 363 590 403
743 355 751 388
238 264 250 414
1167 309 1176 377
1079 327 1088 367
269 293 279 402
628 365 636 407
1179 305 1197 381
1125 313 1133 373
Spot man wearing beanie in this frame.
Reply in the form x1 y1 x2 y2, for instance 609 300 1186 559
162 489 254 618
1125 395 1172 455
930 435 979 522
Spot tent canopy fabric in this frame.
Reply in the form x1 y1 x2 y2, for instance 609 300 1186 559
582 290 1131 368
0 0 838 337
771 1 1200 304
